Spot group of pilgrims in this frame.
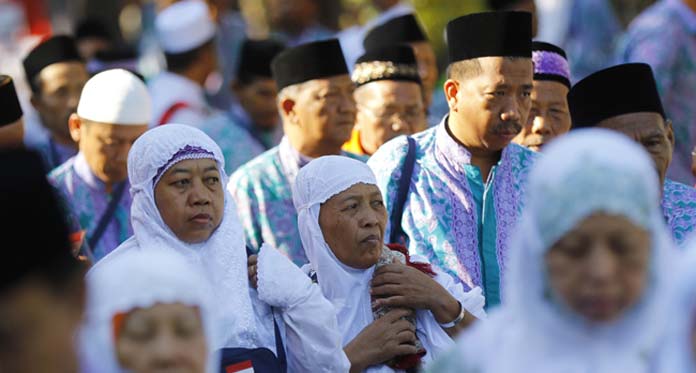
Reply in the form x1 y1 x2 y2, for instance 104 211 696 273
3 1 696 373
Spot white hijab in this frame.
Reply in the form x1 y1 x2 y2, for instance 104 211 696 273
293 155 453 372
444 129 676 373
81 247 217 373
92 124 256 348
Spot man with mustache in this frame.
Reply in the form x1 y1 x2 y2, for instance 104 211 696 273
368 11 536 308
512 41 572 151
228 39 363 266
22 36 88 171
568 63 696 246
49 69 150 262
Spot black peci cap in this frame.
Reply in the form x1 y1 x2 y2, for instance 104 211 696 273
271 39 349 90
0 75 23 127
568 63 666 129
352 45 421 87
363 14 428 51
446 11 532 65
237 39 286 79
23 35 83 85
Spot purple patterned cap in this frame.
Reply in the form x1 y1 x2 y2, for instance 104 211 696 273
153 145 216 186
532 41 571 88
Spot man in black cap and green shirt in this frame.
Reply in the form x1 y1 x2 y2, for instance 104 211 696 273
200 39 285 175
228 39 363 266
568 62 696 246
0 75 24 149
22 35 89 171
344 45 427 156
369 11 537 308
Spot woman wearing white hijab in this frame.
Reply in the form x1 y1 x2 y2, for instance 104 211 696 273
428 129 676 373
81 248 217 373
653 241 696 372
90 124 349 372
293 155 486 372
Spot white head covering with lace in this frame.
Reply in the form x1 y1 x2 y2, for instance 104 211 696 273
294 155 467 372
91 124 256 349
436 129 676 373
80 247 217 373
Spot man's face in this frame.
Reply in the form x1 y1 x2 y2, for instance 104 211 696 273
411 41 438 108
355 80 426 155
598 112 674 186
31 62 89 141
512 80 570 151
233 78 280 131
447 57 533 151
0 277 84 373
71 118 148 184
284 75 357 149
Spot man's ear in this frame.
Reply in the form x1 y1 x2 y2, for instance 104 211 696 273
444 79 460 112
665 118 675 147
68 114 82 143
280 97 299 126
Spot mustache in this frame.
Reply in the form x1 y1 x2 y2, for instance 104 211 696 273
491 121 522 134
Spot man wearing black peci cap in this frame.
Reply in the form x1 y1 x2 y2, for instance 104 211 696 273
512 41 572 152
22 35 89 171
200 39 285 174
0 149 86 373
344 45 426 156
364 14 438 111
0 75 24 149
369 12 537 308
228 39 363 266
568 62 696 246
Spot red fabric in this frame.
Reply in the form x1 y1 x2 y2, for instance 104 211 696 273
158 102 190 126
386 243 436 277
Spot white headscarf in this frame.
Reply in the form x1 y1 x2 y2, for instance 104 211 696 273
443 129 676 373
93 124 256 348
81 247 218 373
654 237 696 372
293 155 454 372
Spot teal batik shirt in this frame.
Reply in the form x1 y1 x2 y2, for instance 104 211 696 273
228 137 367 266
662 178 696 245
368 116 537 308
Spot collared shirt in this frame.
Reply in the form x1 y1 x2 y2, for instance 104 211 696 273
368 115 537 308
228 137 367 266
49 152 133 261
148 71 211 127
618 0 696 185
662 178 696 245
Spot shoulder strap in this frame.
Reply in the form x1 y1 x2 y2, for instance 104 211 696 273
389 136 416 245
88 182 127 249
157 101 190 126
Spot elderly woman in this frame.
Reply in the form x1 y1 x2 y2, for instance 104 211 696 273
428 129 675 373
293 155 486 372
80 248 216 373
654 242 696 371
90 124 349 372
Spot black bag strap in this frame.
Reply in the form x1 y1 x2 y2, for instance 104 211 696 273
88 182 127 248
389 136 417 244
246 245 287 373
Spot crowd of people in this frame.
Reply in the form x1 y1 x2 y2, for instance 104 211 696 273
1 0 696 372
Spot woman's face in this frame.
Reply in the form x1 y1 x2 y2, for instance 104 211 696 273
154 158 224 243
115 303 208 373
545 213 651 323
318 183 387 269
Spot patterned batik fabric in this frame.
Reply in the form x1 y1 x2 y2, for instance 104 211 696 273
618 0 696 186
199 112 268 175
228 137 367 266
368 116 537 308
49 152 134 261
662 178 696 245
